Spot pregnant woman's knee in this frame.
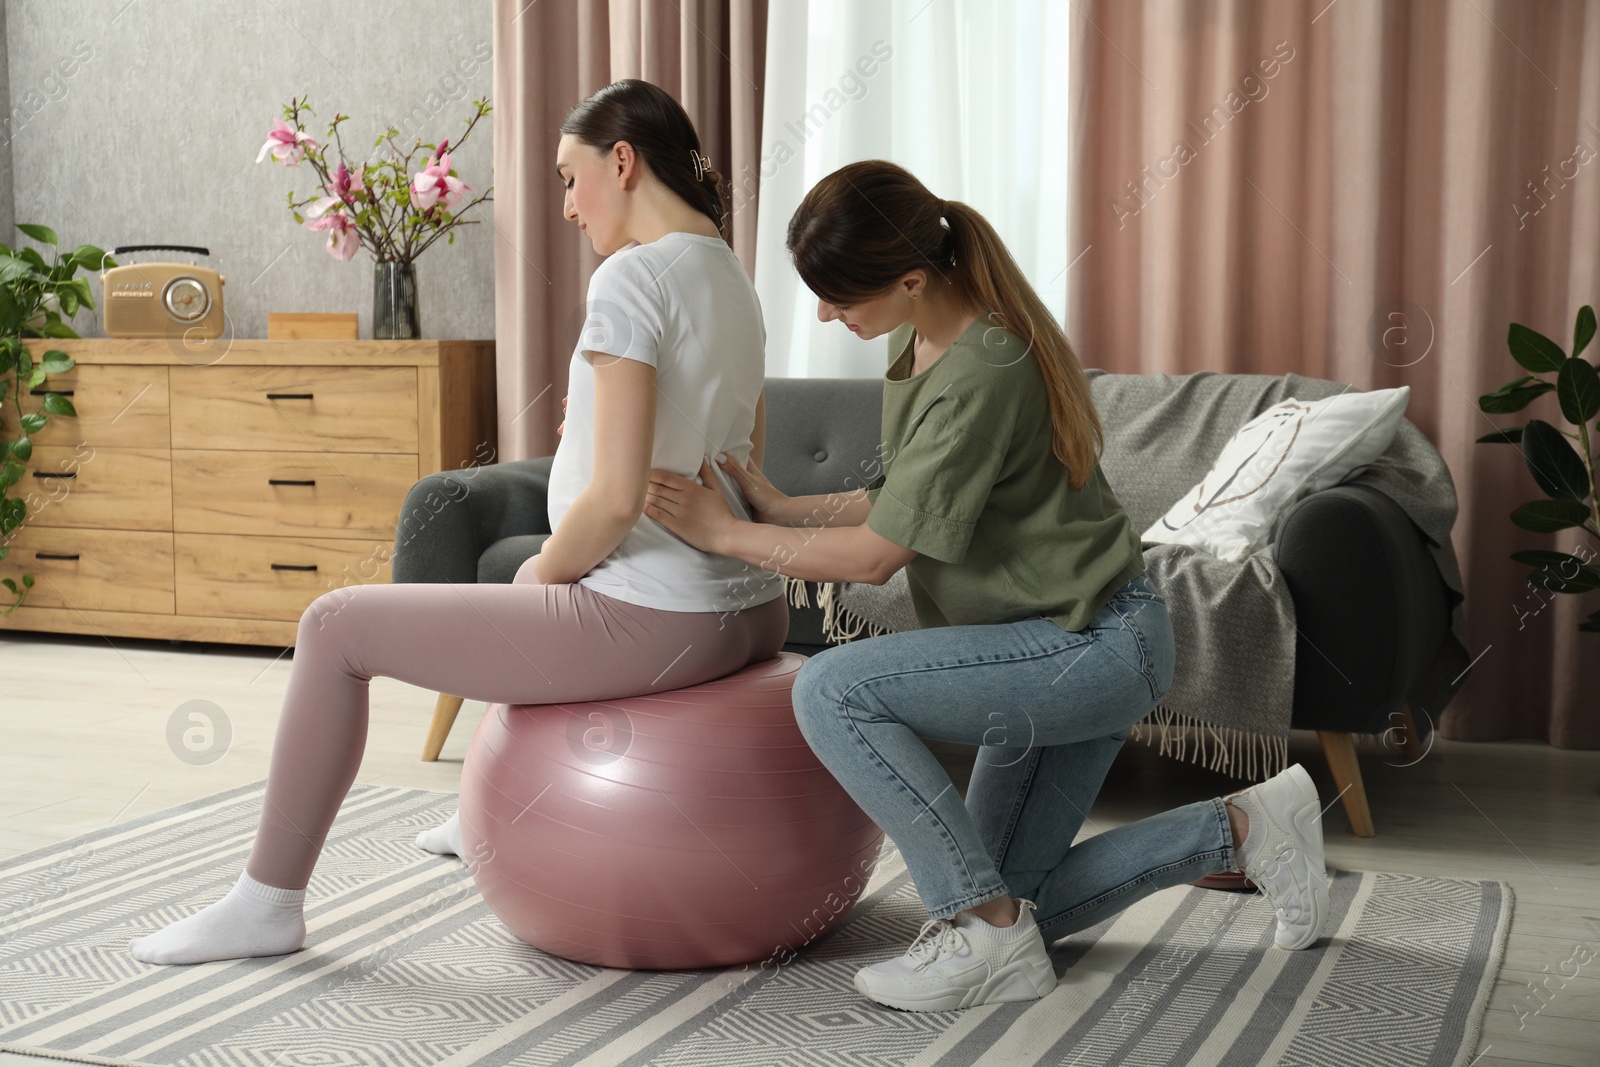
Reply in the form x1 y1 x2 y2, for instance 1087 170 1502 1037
297 586 364 643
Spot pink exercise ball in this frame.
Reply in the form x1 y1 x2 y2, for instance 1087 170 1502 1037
458 653 885 970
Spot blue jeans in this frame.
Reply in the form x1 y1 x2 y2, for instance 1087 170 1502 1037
791 571 1238 940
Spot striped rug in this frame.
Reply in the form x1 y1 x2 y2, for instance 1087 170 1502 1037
0 782 1509 1067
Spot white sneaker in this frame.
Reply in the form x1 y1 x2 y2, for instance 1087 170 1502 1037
853 898 1057 1012
1231 764 1331 950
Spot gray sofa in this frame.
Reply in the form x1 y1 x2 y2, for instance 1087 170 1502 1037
394 374 1458 836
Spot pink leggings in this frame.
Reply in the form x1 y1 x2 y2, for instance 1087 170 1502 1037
247 556 790 890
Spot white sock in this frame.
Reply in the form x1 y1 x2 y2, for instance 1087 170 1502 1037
130 870 306 965
954 900 1035 942
1229 790 1267 870
415 811 464 857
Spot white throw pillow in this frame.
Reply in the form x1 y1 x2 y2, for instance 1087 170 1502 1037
1141 386 1411 561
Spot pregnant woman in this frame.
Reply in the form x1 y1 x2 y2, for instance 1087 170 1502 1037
646 160 1331 1011
131 79 789 965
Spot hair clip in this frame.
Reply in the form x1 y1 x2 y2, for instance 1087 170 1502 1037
690 150 711 182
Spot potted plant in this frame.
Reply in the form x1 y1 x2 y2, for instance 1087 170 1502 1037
1477 303 1600 635
256 94 493 339
0 224 109 613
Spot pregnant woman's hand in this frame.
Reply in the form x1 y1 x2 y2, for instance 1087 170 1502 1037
717 453 790 524
645 459 739 553
557 395 567 436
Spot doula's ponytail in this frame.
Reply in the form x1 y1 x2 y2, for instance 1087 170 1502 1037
787 160 1103 490
940 199 1103 489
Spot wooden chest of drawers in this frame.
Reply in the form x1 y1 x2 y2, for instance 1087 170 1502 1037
1 339 495 645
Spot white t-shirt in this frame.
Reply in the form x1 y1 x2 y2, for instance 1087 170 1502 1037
547 231 785 614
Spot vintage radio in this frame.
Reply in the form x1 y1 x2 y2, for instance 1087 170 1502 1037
100 244 227 339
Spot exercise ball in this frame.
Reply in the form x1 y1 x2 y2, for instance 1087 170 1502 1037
458 653 885 970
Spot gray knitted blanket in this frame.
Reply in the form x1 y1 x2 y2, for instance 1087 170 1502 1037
789 371 1469 782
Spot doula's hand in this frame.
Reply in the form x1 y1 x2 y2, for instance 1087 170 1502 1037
645 459 741 553
716 452 789 523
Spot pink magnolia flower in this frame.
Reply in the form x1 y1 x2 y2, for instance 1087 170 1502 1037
410 146 471 212
256 118 319 166
325 161 366 203
303 202 360 261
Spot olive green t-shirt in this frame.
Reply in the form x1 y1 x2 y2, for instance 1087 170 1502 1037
864 319 1145 632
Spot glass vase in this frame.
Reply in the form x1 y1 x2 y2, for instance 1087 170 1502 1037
373 260 420 340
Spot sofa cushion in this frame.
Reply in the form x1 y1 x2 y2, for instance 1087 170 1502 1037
1141 386 1411 560
477 534 550 584
760 377 884 498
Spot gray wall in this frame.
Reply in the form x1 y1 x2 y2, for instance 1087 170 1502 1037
0 1 13 250
2 1 495 341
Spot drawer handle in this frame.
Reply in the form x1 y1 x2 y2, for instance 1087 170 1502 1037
266 392 314 400
29 388 74 396
271 563 319 572
268 478 317 487
32 471 77 480
35 552 81 561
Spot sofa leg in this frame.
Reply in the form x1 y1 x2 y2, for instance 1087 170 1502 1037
1392 704 1428 764
1316 730 1376 838
423 694 466 762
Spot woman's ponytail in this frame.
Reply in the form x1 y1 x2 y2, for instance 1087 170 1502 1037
940 200 1103 490
788 161 1103 490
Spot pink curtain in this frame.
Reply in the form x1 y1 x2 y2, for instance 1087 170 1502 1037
491 0 767 463
1069 0 1600 747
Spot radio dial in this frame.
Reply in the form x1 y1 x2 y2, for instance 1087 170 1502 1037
163 276 211 322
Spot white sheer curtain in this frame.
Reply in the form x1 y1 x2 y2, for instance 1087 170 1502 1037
753 0 1069 378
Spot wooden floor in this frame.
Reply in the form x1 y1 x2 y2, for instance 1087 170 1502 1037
1 629 1595 1066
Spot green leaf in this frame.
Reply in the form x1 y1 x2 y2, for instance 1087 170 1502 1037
1510 499 1592 533
38 351 74 374
1557 355 1600 423
1509 322 1567 373
1522 419 1591 500
1476 427 1524 444
1479 376 1556 414
1525 563 1600 593
26 367 45 388
16 223 58 246
1512 548 1588 567
41 392 77 417
0 255 37 286
38 320 78 339
67 245 112 272
19 412 45 434
59 288 79 317
0 459 22 491
9 437 30 463
1575 305 1597 361
1 579 14 595
1580 608 1600 634
69 277 94 312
